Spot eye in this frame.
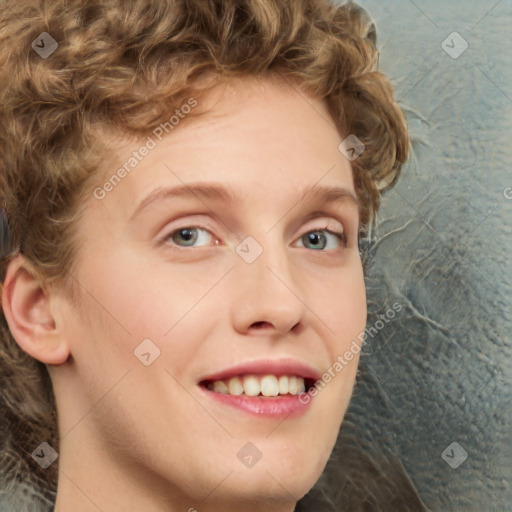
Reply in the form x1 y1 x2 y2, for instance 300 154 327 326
162 225 346 251
296 228 347 251
163 227 214 247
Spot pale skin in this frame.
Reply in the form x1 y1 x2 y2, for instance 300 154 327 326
2 74 367 512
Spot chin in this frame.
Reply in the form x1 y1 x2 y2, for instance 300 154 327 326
219 449 327 503
215 469 320 505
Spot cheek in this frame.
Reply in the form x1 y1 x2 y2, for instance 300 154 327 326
118 257 221 330
315 261 366 405
323 262 367 347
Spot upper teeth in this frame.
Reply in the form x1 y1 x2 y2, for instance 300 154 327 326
207 375 306 397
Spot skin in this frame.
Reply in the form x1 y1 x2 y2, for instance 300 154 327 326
2 74 367 512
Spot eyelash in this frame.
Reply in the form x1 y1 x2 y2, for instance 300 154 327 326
161 224 347 251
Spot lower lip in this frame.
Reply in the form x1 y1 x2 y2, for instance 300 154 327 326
200 387 313 418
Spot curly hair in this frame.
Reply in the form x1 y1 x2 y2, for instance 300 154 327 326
0 0 410 510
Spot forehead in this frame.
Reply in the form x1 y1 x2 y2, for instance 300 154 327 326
170 74 340 147
89 74 356 221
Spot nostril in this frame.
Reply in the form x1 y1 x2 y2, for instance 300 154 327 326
252 321 272 328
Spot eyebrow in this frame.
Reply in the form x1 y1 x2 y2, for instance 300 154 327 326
130 181 360 221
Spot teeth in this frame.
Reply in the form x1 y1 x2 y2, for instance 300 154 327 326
278 375 289 395
260 375 279 397
207 374 306 396
288 376 305 394
243 375 261 396
288 376 298 394
227 376 243 396
212 380 228 394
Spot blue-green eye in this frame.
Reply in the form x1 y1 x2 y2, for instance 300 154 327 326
166 227 212 247
297 229 347 250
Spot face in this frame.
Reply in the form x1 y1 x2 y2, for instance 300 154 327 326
49 74 367 510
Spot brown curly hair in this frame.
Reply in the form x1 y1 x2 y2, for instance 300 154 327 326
0 0 410 509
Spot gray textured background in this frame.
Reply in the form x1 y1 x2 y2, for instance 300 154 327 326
343 0 511 510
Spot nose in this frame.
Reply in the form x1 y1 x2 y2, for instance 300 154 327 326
230 239 307 336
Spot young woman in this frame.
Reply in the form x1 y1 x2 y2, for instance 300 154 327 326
0 1 413 510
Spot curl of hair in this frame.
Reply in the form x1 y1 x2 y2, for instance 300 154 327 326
0 0 410 509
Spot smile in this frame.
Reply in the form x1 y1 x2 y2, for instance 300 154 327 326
204 374 308 396
198 359 321 418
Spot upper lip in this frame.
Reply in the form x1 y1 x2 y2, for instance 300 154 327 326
198 358 322 384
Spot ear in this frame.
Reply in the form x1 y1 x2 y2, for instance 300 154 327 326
1 254 70 365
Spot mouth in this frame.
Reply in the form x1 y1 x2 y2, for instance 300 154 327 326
199 374 317 397
198 359 320 417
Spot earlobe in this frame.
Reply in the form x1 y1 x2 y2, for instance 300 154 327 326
1 255 70 365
